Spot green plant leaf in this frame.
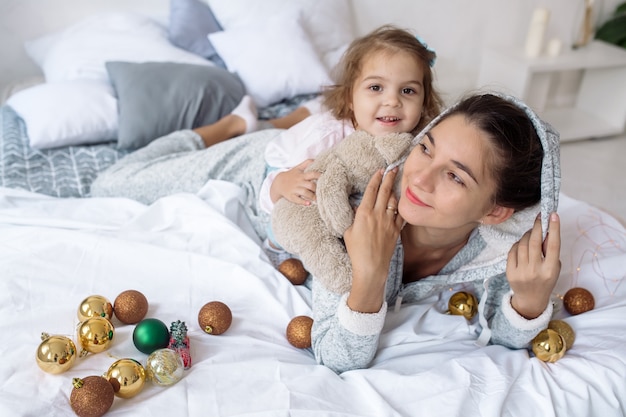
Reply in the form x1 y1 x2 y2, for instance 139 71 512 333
595 15 626 45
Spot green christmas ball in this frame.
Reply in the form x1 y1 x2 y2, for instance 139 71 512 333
132 318 170 354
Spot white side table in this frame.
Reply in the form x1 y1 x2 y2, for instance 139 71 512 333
477 41 626 141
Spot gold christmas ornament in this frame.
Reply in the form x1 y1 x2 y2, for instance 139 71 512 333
448 291 478 320
145 348 185 386
286 315 313 348
77 295 113 322
198 301 232 335
532 328 566 363
548 319 576 350
70 375 115 417
77 317 115 356
113 290 149 324
105 358 146 398
36 333 77 374
563 287 595 315
277 258 309 285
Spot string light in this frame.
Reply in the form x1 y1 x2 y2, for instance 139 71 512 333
435 206 625 313
562 207 626 299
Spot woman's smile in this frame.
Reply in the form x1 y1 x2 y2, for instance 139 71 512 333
405 187 429 207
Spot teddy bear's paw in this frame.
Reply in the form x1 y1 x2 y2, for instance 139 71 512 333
323 211 353 237
314 261 353 294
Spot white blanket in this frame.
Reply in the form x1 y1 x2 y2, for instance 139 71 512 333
0 183 625 417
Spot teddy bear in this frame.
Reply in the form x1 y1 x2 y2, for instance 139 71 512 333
270 130 413 294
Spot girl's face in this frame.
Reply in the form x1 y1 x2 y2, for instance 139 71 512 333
350 50 425 136
399 114 500 230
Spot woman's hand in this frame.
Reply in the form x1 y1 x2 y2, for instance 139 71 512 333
344 168 404 313
270 159 321 205
506 212 561 319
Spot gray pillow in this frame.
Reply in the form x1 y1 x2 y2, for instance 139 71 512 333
106 61 245 150
168 0 227 68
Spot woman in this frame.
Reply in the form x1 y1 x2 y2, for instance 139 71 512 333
311 93 562 373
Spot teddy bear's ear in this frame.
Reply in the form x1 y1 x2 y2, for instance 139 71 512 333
374 133 413 164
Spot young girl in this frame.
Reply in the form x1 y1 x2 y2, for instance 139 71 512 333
311 92 561 373
258 25 443 260
91 25 443 249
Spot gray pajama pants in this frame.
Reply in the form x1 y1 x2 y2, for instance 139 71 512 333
90 129 284 240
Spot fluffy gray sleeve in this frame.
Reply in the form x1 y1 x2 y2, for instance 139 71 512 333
310 279 386 373
478 274 552 349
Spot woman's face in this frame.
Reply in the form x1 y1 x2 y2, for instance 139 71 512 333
350 50 425 136
398 114 499 229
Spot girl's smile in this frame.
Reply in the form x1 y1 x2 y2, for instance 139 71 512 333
377 116 402 127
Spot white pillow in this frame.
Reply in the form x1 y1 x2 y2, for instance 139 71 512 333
7 81 118 149
25 12 212 84
206 0 355 70
208 13 330 107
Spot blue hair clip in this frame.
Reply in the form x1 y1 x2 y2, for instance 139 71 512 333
416 35 436 68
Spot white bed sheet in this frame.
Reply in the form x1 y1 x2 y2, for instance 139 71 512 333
0 183 625 417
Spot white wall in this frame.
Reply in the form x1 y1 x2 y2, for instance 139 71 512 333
0 0 169 91
0 0 622 100
350 0 622 102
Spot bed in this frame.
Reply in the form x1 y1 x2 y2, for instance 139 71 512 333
1 1 625 416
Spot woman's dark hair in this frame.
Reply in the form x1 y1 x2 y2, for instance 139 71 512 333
322 25 443 134
447 93 544 211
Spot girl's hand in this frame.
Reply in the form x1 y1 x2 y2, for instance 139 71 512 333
270 159 321 205
344 168 404 313
506 212 561 319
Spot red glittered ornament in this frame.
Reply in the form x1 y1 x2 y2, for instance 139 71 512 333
69 376 114 417
563 287 595 315
277 258 309 285
286 315 313 348
114 290 149 324
198 301 232 335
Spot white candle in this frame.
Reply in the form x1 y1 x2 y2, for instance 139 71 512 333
546 38 563 57
525 8 550 58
